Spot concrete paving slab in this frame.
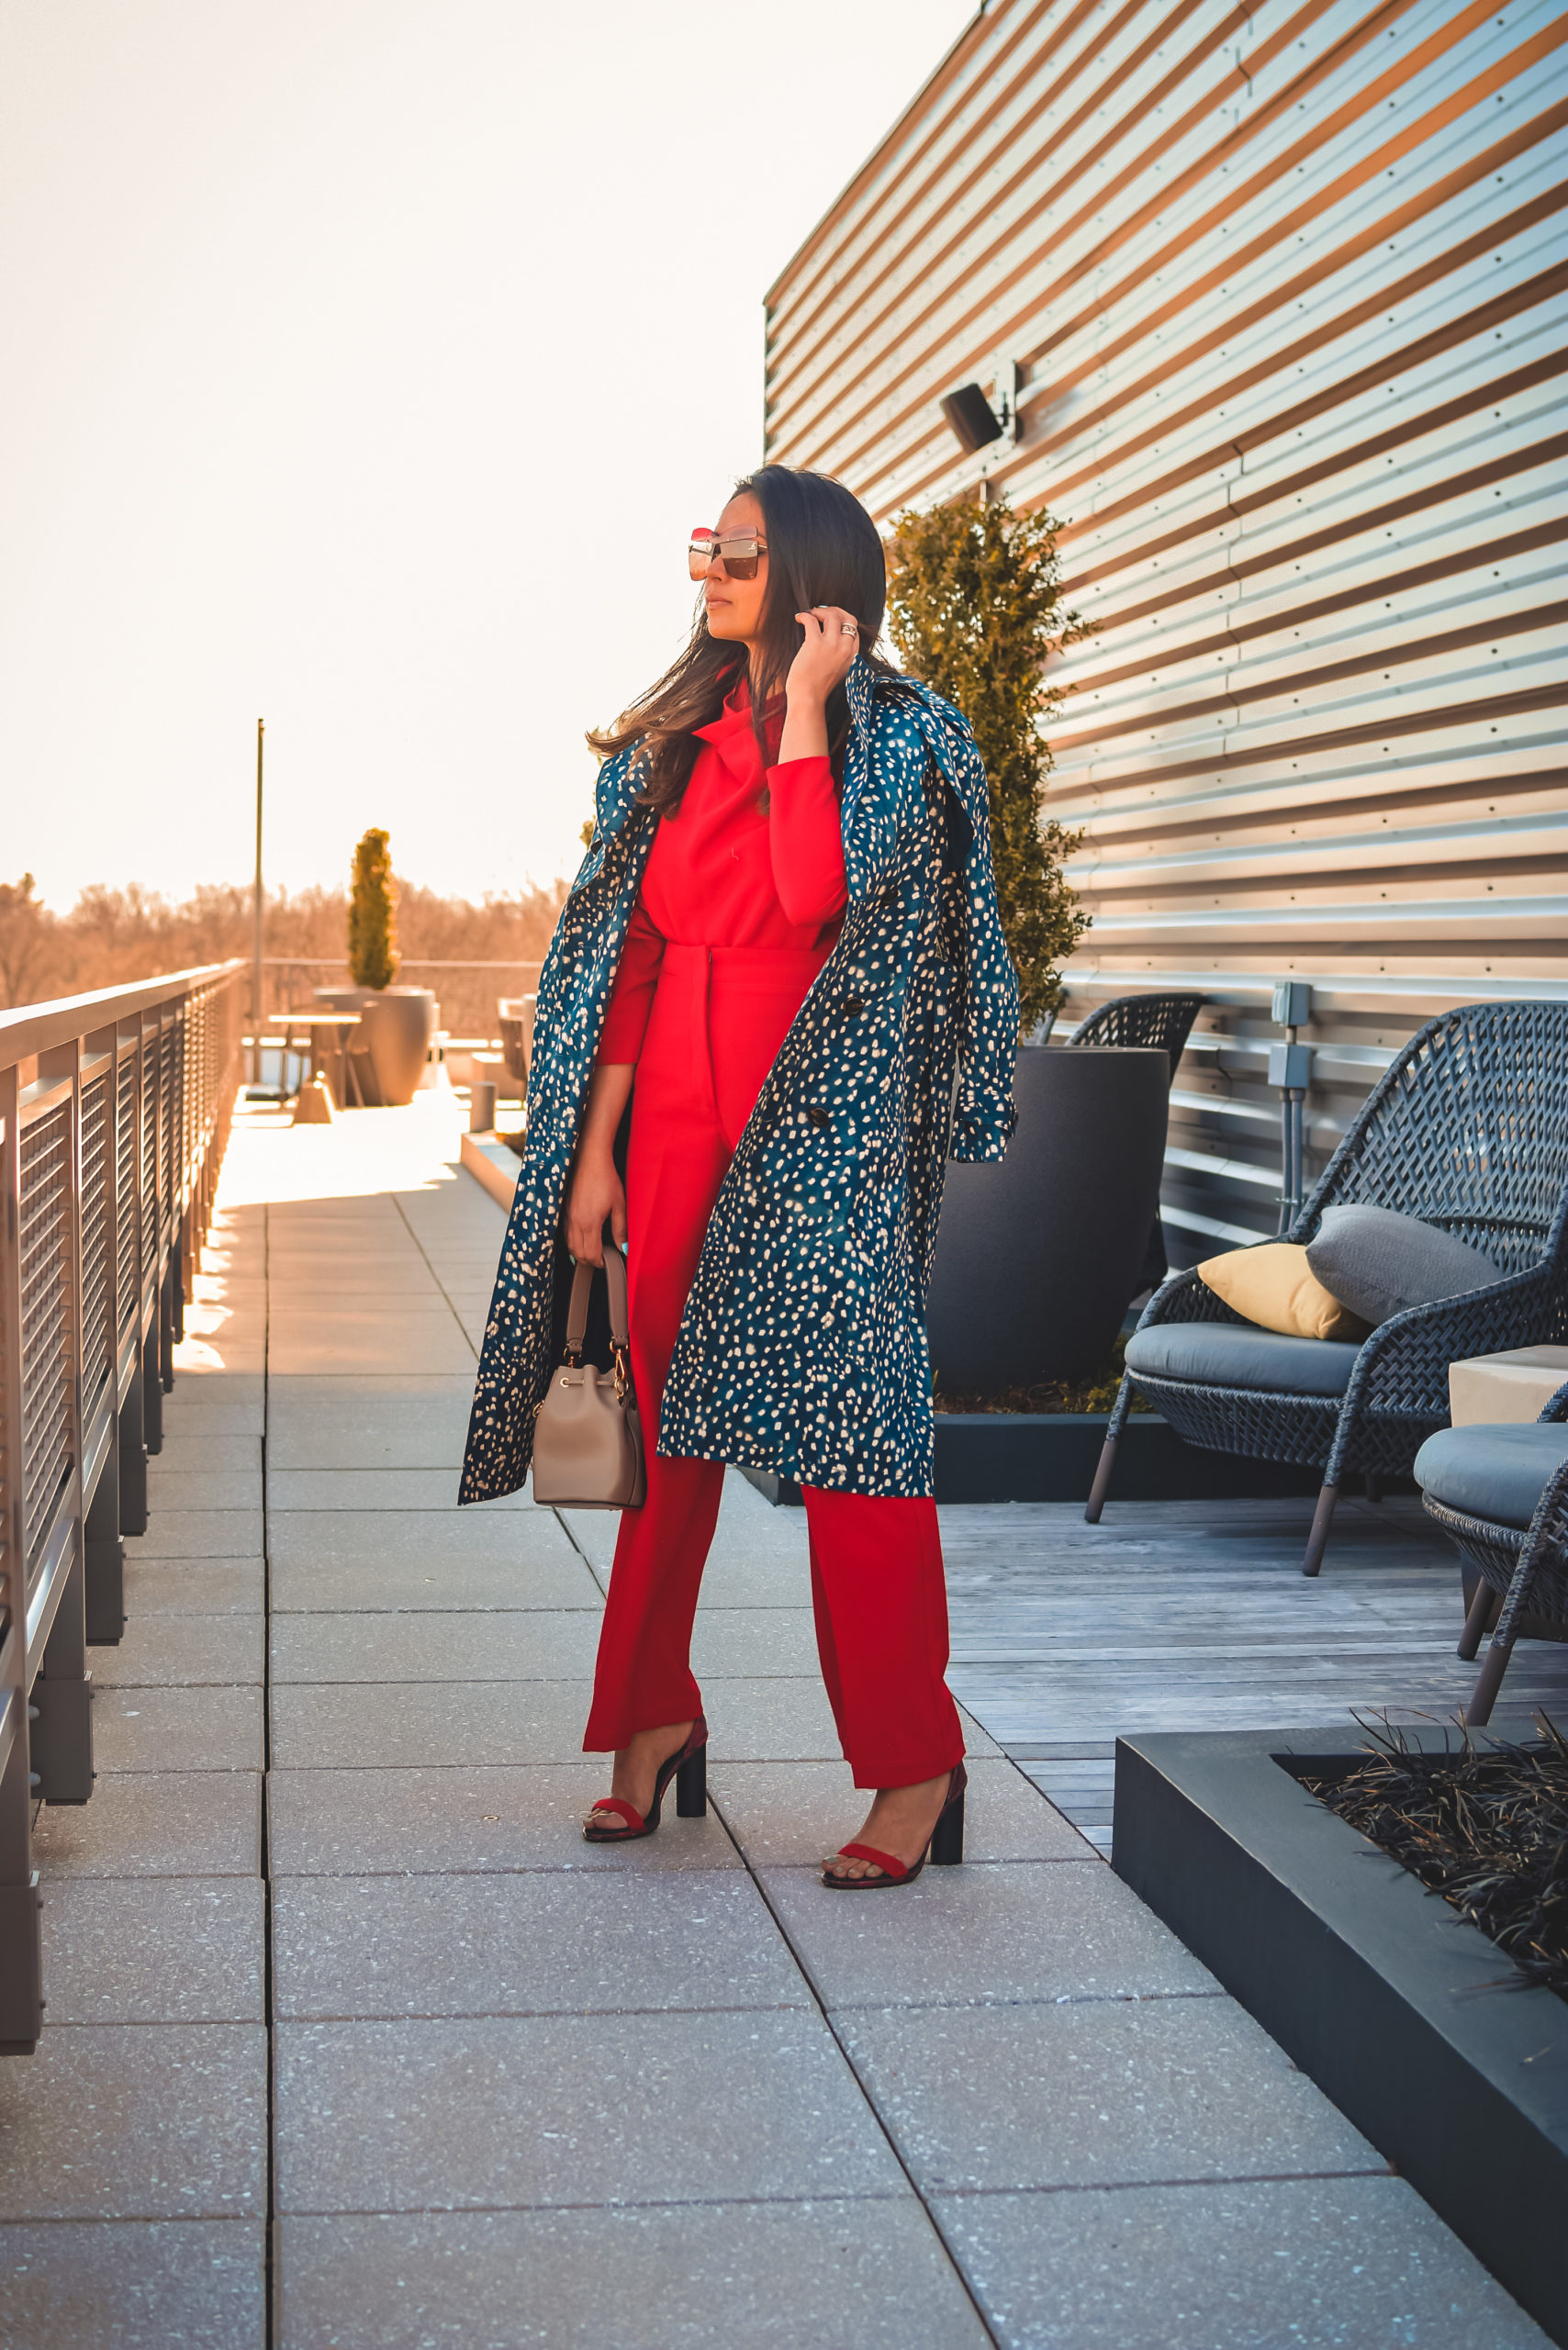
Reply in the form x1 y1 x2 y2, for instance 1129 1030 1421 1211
931 2176 1552 2350
274 2009 905 2213
94 1685 264 1773
39 1880 265 2023
700 1675 849 1761
268 1320 476 1375
711 1759 1095 1867
140 1468 263 1511
125 1509 263 1561
0 2024 266 2219
266 1374 482 1468
689 1606 819 1677
266 1467 527 1511
692 1545 816 1606
557 1507 616 1572
269 1505 580 1574
122 1560 264 1616
267 1762 740 1876
273 1868 808 2020
844 1994 1380 2193
272 1550 597 1612
759 1861 1216 2008
140 1435 261 1476
0 2218 264 2350
276 2200 989 2350
94 1613 263 1687
270 1608 601 1684
32 1772 261 1877
269 1678 591 1768
158 1377 264 1429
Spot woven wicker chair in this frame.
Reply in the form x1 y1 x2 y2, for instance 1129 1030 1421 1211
1417 1381 1568 1726
1068 991 1205 1067
1084 1002 1568 1575
1069 992 1204 1288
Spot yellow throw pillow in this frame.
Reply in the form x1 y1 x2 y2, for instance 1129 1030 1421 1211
1197 1243 1372 1342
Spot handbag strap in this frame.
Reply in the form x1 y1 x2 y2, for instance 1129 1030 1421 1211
564 1240 632 1360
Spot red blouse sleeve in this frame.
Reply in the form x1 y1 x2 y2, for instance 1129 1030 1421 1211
767 755 847 927
596 901 666 1066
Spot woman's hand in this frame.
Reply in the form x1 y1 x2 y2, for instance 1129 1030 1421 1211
787 606 860 706
566 1144 626 1267
780 607 860 762
566 1059 633 1266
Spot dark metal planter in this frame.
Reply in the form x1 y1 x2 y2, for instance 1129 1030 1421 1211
1113 1721 1568 2347
739 1415 1335 1506
926 1045 1170 1391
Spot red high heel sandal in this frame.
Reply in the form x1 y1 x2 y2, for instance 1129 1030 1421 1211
822 1761 967 1888
582 1716 709 1842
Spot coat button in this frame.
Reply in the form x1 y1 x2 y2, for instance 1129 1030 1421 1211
842 996 864 1016
806 1105 831 1128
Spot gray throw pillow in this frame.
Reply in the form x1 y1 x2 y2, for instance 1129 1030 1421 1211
1305 1203 1504 1327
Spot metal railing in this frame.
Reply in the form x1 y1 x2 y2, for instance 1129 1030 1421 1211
0 960 245 2053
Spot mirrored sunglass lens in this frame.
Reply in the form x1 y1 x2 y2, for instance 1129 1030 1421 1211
688 530 715 580
716 534 761 579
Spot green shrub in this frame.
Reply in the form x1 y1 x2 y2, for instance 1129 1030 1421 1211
886 491 1090 1034
348 828 399 990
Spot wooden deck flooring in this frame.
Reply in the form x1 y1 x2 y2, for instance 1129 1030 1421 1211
941 1493 1568 1850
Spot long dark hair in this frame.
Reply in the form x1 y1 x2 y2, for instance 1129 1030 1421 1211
588 464 901 816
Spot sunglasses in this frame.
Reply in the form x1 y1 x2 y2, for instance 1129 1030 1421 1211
689 526 767 582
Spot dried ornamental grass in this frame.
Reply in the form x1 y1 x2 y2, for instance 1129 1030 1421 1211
1303 1717 1568 2001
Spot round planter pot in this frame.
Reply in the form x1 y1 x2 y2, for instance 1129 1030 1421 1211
313 986 437 1107
925 1045 1170 1393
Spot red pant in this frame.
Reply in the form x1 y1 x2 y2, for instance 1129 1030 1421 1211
582 943 964 1789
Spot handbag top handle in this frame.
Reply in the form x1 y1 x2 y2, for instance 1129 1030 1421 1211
564 1240 632 1360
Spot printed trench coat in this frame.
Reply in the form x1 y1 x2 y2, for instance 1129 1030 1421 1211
459 661 1020 1504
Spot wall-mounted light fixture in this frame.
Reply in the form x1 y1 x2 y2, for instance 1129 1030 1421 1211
940 381 1006 453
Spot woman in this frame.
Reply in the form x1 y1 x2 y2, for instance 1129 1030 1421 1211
460 464 1019 1886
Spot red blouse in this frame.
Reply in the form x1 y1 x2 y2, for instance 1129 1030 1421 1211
596 682 847 1066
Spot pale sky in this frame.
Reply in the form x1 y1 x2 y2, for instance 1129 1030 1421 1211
1 0 975 909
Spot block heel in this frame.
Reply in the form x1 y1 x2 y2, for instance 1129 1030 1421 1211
822 1761 967 1888
583 1715 709 1842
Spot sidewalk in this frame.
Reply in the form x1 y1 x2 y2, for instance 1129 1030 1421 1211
0 1098 1549 2347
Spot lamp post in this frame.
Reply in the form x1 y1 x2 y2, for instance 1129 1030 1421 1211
252 719 264 1086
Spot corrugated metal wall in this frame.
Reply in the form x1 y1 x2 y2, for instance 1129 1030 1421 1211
765 0 1568 1263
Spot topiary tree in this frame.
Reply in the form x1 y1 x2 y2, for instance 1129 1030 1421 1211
886 490 1091 1035
348 827 399 990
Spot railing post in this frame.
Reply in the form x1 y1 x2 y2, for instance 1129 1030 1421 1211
31 1548 93 1804
119 1362 148 1533
84 1422 125 1646
0 1063 42 2052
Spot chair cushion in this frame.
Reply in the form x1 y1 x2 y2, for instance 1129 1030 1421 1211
1305 1203 1503 1326
1126 1321 1364 1397
1414 1423 1568 1531
1198 1242 1371 1341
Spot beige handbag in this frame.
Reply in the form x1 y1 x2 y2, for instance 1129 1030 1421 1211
532 1243 646 1509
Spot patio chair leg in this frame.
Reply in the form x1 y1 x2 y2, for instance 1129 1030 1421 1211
1084 1434 1118 1523
1464 1633 1513 1729
1457 1578 1500 1662
1302 1481 1339 1578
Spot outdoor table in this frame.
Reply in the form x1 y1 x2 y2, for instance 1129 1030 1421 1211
269 1010 364 1107
1449 1344 1568 1427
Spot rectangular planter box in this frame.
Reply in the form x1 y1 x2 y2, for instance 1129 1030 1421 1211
741 1414 1333 1506
1113 1720 1568 2347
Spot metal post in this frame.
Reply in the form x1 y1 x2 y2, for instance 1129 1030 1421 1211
252 719 264 1085
118 1363 148 1535
1269 981 1314 1237
84 1425 125 1645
